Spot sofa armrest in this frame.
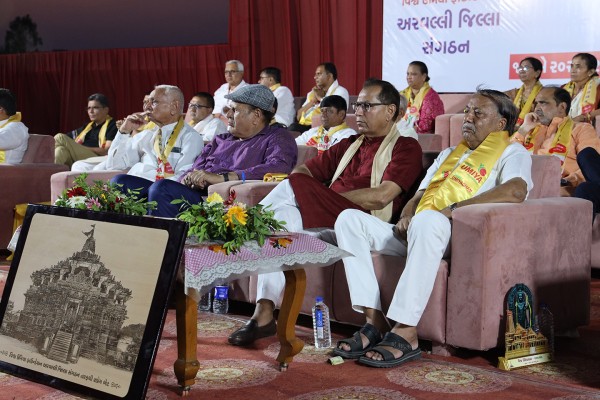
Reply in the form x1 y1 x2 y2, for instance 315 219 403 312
446 198 592 350
434 114 453 149
210 181 280 206
50 170 125 200
207 180 254 200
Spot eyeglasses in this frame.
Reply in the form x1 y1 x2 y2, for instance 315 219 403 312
151 100 172 107
225 70 241 75
188 103 210 110
351 102 388 112
86 106 105 111
517 66 531 73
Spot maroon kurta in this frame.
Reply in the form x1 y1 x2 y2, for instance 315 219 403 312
290 134 423 229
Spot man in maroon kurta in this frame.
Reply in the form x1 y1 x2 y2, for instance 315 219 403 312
228 79 424 346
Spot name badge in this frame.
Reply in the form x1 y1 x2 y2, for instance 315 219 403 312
172 147 182 153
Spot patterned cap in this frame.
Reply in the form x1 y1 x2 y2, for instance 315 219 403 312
225 84 275 112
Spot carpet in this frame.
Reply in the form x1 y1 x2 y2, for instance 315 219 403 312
0 264 598 399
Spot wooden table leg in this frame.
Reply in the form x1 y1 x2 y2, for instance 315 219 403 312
173 281 199 395
276 268 307 371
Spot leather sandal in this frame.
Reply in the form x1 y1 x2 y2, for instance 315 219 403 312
358 331 421 368
331 323 382 359
228 319 277 346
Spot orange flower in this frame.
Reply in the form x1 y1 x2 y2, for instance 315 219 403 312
209 244 227 254
224 205 247 227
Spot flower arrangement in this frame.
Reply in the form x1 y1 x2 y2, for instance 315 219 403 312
54 173 157 216
173 192 287 254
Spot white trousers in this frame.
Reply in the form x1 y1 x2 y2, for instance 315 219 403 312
335 208 451 326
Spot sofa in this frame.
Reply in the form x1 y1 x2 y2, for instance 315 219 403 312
209 154 591 354
0 134 69 249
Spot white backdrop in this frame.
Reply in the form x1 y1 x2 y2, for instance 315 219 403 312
383 0 600 93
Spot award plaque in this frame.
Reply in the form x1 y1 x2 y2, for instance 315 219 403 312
498 283 552 371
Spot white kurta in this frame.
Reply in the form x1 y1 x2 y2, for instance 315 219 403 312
193 115 227 142
272 85 296 127
0 119 28 164
213 80 248 116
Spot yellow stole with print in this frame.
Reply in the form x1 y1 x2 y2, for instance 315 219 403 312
0 112 22 163
329 123 401 222
545 118 574 165
416 131 509 214
401 82 431 122
306 122 349 154
564 77 599 115
153 117 185 180
514 82 542 125
75 116 113 147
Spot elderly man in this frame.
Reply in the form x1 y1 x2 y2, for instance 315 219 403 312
54 93 118 167
186 92 227 143
148 84 298 218
511 86 600 195
258 67 295 128
213 60 248 118
290 62 350 133
228 79 423 346
109 85 204 199
0 88 29 164
332 89 532 368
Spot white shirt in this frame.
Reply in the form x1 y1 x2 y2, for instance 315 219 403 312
106 121 204 181
193 115 227 142
213 80 248 116
0 118 29 164
272 85 295 127
419 142 533 197
300 79 350 112
295 125 357 150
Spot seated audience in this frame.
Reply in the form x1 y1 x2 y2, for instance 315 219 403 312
333 88 532 368
146 84 298 218
574 147 600 214
399 61 444 134
512 86 600 194
295 95 357 153
505 57 543 131
0 88 28 164
214 60 248 118
54 93 118 167
563 53 600 123
109 85 204 197
258 67 295 128
290 62 350 133
227 79 423 347
186 92 227 143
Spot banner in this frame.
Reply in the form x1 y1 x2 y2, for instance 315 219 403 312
383 0 600 92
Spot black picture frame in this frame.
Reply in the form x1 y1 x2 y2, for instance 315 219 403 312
0 204 187 399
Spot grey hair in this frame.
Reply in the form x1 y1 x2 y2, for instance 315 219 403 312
226 60 244 72
155 84 185 113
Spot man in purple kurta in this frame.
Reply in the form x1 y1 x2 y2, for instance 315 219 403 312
149 84 297 217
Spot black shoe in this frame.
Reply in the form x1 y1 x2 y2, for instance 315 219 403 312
228 319 277 346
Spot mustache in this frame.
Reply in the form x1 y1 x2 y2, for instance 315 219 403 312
462 122 475 132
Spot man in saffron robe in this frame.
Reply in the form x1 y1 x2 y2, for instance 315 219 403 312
332 89 533 368
228 79 423 346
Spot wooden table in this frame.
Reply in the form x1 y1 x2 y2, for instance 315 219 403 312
172 233 348 395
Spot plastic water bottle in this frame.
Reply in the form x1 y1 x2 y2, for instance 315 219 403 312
538 303 554 355
312 296 331 349
212 286 229 314
197 290 212 312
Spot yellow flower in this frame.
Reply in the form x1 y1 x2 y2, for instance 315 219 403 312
224 205 247 227
206 192 224 204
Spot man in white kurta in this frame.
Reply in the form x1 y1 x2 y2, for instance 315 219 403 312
333 89 533 368
187 92 227 142
258 67 295 127
213 60 248 118
0 88 28 164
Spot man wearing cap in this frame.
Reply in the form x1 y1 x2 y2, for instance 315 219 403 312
147 84 298 217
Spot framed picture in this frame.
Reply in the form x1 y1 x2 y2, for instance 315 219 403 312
0 204 187 399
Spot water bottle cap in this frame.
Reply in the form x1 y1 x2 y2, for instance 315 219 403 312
315 296 323 302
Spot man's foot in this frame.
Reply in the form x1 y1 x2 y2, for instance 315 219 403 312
358 331 421 368
228 319 277 346
332 323 382 359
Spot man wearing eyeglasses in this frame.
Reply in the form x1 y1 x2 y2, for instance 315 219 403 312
54 93 118 167
228 79 423 347
186 92 227 143
258 67 295 128
213 60 248 119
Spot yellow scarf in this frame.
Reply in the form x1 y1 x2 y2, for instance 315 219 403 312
330 123 401 222
299 81 341 125
401 82 431 122
564 77 599 116
270 83 281 91
153 117 185 180
0 112 22 163
514 82 543 125
522 118 574 164
75 116 113 147
306 122 349 154
416 131 510 213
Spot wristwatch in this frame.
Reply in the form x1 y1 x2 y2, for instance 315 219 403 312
221 172 229 182
449 202 458 212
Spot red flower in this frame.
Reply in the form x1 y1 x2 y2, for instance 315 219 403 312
224 190 237 206
66 186 86 198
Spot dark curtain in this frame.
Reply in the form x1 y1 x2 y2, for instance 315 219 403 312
0 0 382 135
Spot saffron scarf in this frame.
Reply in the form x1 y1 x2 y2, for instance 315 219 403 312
153 117 185 180
305 122 349 154
75 116 113 147
564 77 600 117
401 82 431 124
0 112 22 163
416 131 510 213
522 118 574 166
514 82 543 126
329 123 401 222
